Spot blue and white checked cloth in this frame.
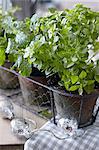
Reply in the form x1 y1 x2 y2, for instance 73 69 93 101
24 114 99 150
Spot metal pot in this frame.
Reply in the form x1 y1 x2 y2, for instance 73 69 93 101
0 63 19 89
53 89 99 128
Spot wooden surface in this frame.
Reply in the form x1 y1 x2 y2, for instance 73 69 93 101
0 117 25 145
0 102 47 146
0 145 24 150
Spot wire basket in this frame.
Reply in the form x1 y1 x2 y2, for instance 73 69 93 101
0 66 99 128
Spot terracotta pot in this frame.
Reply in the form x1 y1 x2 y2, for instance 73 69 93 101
18 75 50 106
0 62 19 89
53 89 99 128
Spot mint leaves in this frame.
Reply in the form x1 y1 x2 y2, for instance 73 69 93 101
27 4 99 95
0 48 5 66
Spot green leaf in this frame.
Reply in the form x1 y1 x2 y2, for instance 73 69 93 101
0 48 5 66
69 85 79 91
79 71 87 79
19 61 32 77
31 14 38 23
40 36 45 44
48 30 52 39
78 84 83 95
66 62 75 68
24 47 31 58
6 38 12 54
54 36 59 43
84 85 95 94
71 56 78 62
95 75 99 82
48 8 57 13
87 80 95 85
94 41 99 51
61 18 67 25
64 81 70 90
8 54 16 63
71 75 79 84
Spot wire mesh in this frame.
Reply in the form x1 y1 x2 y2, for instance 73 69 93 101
0 66 99 128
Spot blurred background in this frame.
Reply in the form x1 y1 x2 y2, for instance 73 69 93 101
1 0 99 20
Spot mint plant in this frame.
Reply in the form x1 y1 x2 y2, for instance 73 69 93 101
24 4 99 95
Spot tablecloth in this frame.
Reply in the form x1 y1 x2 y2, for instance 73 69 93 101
24 114 99 150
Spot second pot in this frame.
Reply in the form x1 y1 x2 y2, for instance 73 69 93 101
18 75 50 107
0 62 19 89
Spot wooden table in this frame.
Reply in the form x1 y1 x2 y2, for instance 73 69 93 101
0 103 47 150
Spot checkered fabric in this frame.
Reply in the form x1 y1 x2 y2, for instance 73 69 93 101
24 115 99 150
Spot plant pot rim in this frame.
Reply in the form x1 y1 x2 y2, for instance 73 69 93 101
53 86 99 98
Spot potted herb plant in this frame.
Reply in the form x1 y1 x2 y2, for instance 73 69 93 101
24 4 99 127
0 10 19 89
7 16 50 106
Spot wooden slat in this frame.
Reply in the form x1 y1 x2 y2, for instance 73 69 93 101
0 145 24 150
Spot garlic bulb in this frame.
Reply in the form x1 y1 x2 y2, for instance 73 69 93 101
57 118 84 137
0 97 14 119
11 118 37 139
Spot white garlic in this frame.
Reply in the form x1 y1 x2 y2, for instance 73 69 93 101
11 118 36 139
0 98 14 119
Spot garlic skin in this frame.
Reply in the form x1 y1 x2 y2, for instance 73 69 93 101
57 118 78 136
11 118 36 139
57 118 84 138
0 99 14 120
